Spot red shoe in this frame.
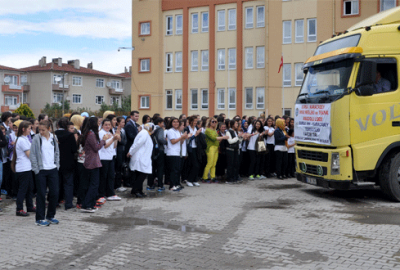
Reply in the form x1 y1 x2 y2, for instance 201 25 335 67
16 210 29 216
0 197 2 202
76 204 82 209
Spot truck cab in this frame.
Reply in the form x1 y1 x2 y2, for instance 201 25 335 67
294 7 400 201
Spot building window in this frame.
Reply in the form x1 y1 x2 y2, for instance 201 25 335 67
22 93 27 103
217 49 225 70
140 22 150 36
202 12 209 32
201 89 208 109
343 0 359 15
217 88 225 109
284 108 292 117
95 95 104 105
218 10 225 31
166 53 173 73
245 47 253 69
175 52 182 72
228 48 236 70
53 93 63 103
139 96 149 109
201 50 209 71
192 13 199 33
256 87 265 109
295 19 304 43
256 46 265 69
72 76 82 86
307 18 317 42
283 64 291 87
53 74 64 84
245 7 253 28
139 58 150 72
20 75 27 85
380 0 396 11
72 94 82 104
191 51 199 71
228 9 236 30
166 90 173 109
191 89 198 109
176 15 183 35
110 80 121 89
228 88 236 109
5 95 18 106
245 87 253 109
111 96 121 107
283 21 292 44
256 6 265 28
96 78 104 88
4 75 18 85
166 16 173 35
295 63 304 86
175 89 182 110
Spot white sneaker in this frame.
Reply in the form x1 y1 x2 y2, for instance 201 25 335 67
107 195 121 201
81 208 95 213
186 182 194 187
170 186 180 191
116 187 127 192
193 182 200 187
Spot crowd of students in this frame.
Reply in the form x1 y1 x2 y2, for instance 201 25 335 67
0 110 296 227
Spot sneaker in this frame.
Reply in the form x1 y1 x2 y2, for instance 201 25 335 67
193 182 200 187
259 175 266 179
186 182 194 187
170 186 180 192
81 208 95 213
96 198 106 205
116 187 127 192
212 179 219 184
94 204 102 209
0 189 7 195
107 195 121 201
36 220 50 226
27 207 36 213
46 218 59 225
16 210 29 216
146 186 155 191
76 204 82 209
157 187 165 192
249 175 255 180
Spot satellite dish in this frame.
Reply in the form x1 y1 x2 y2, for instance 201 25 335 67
54 76 62 82
4 77 10 83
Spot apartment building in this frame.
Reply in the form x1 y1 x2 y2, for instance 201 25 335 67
0 65 29 113
131 0 398 117
19 57 127 116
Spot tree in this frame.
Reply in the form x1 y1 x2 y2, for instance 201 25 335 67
14 104 35 118
41 101 70 118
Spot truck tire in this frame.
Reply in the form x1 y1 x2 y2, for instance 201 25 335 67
379 152 400 202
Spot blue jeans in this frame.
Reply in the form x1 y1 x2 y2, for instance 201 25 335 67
82 168 99 209
35 169 59 221
0 161 3 188
16 171 34 211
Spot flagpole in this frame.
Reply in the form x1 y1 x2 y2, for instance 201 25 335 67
279 53 285 116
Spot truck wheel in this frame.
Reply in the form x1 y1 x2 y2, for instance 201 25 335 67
379 152 400 202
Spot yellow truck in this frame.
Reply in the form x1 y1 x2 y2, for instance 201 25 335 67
295 7 400 201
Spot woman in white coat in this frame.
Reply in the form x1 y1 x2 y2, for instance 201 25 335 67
128 124 153 198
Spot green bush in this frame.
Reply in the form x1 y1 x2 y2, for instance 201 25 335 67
14 104 35 118
41 101 70 118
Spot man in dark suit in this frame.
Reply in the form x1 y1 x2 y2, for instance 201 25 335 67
124 111 140 187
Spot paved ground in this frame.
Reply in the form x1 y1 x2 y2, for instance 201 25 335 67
1 177 400 269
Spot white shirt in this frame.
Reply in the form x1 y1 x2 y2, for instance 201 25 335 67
40 133 56 170
188 125 197 148
98 129 115 160
15 135 31 172
181 131 187 157
3 122 9 131
247 133 259 151
264 126 275 145
287 137 295 153
247 124 253 134
166 128 181 156
275 145 288 152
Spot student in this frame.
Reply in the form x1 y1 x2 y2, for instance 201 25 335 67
184 116 201 187
264 117 275 178
216 123 228 182
247 120 266 180
225 119 242 184
76 117 89 209
274 118 288 180
114 116 127 192
30 120 60 226
13 121 34 217
286 129 296 178
0 125 8 210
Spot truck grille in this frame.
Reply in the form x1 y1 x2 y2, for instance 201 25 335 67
306 164 327 176
298 150 328 162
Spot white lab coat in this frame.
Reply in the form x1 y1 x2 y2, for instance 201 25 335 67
129 129 153 174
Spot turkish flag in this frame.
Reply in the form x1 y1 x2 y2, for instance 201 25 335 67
278 54 283 73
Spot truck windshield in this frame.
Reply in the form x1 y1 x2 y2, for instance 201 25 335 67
297 59 354 104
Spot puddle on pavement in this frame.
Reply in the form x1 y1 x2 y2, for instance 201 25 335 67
251 199 297 210
260 183 304 190
117 190 187 201
343 209 400 226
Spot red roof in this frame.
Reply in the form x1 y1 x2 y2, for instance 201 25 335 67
117 72 131 78
0 65 20 72
21 63 124 78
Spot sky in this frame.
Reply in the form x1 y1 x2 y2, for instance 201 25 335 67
0 0 132 74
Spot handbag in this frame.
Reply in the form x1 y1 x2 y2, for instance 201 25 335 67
122 162 131 179
257 141 267 153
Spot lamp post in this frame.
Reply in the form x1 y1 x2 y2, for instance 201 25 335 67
118 47 135 52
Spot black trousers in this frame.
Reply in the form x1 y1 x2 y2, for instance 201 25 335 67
2 161 13 195
130 170 148 194
168 156 181 188
76 163 88 205
164 154 171 185
82 168 99 209
115 147 124 189
59 170 74 209
275 151 288 177
287 153 295 176
187 148 199 183
99 160 115 198
265 144 275 175
216 153 226 177
181 157 190 181
226 149 239 181
16 171 34 211
148 151 165 188
240 151 250 176
35 168 59 221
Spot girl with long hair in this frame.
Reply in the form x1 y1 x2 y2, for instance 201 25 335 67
274 118 288 179
247 120 266 180
264 117 276 178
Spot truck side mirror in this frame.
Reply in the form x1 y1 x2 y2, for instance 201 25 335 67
356 60 376 96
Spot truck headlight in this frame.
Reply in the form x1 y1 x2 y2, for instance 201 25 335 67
331 152 340 175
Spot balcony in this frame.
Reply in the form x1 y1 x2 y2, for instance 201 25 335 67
109 87 124 95
2 84 22 93
1 106 9 112
52 84 70 91
22 85 30 92
2 104 20 112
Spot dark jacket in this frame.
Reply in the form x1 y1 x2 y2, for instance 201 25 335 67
153 126 167 152
274 129 287 146
55 129 78 173
124 119 139 156
195 132 207 162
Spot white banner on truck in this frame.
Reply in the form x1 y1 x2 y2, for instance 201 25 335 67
294 104 331 145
